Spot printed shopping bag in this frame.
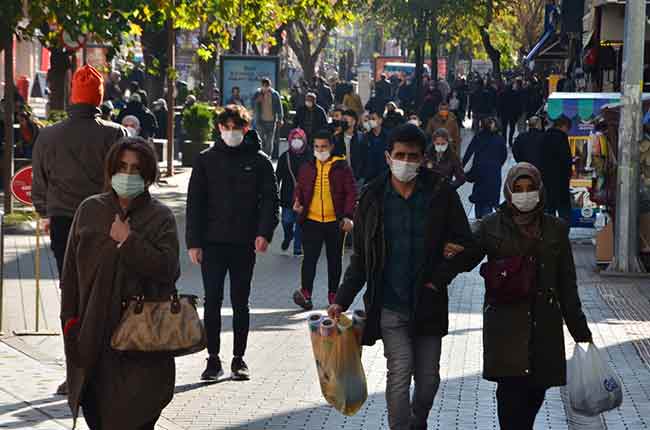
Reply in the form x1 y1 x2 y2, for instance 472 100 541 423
567 342 623 416
307 311 368 416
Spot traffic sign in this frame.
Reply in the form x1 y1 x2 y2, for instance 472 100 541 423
11 166 33 206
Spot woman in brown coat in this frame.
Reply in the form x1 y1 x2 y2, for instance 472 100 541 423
458 163 593 429
425 128 466 190
61 137 179 429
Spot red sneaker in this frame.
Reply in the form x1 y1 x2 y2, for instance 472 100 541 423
328 292 337 305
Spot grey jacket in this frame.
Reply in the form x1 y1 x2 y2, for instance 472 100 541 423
32 104 126 218
252 88 284 124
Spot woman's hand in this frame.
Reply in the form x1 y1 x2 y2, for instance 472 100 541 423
188 248 203 265
110 215 130 244
443 242 465 259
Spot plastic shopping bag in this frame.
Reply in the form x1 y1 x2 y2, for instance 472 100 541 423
307 311 368 416
567 342 623 416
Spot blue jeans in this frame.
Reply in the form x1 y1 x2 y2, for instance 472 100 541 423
475 203 495 219
282 208 302 253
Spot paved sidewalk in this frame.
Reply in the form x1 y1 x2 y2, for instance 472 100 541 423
1 133 650 429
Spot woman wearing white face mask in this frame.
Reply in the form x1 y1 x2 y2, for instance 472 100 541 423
425 128 466 190
276 128 310 256
457 162 593 430
61 137 180 429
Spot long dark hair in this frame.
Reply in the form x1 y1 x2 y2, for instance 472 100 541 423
103 137 159 192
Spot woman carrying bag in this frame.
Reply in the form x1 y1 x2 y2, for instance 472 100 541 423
455 163 593 429
61 137 181 430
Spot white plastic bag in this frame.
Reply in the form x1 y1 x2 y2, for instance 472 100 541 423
568 342 623 416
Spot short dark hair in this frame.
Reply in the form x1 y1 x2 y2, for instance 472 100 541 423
554 115 572 129
261 78 271 86
232 86 240 92
218 105 251 127
387 124 426 153
104 137 159 191
432 128 450 141
342 109 358 122
313 129 334 144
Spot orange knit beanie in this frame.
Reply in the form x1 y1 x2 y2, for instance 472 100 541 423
70 65 104 106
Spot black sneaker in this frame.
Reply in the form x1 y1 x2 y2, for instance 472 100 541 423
281 237 292 251
55 380 67 395
201 356 224 381
231 357 250 381
293 289 313 311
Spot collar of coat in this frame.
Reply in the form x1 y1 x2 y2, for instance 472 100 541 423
108 190 153 218
67 103 102 119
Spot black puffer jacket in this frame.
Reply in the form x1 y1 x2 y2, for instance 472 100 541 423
334 171 475 346
185 130 279 248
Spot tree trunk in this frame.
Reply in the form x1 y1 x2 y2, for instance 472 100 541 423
287 23 330 83
430 12 439 80
3 34 15 213
199 54 216 102
480 27 501 77
141 25 169 103
47 49 72 111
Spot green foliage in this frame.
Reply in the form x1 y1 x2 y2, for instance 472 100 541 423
44 110 68 126
182 103 214 143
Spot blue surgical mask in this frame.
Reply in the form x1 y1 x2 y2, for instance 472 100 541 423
112 173 145 199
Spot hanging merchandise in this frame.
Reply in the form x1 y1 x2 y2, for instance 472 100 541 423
307 313 368 416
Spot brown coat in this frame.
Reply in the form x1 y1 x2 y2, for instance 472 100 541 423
61 191 179 428
460 207 592 387
426 113 462 157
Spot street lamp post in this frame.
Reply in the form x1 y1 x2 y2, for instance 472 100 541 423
608 0 647 273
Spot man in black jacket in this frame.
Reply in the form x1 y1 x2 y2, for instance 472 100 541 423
293 92 328 144
328 124 475 430
512 116 544 169
186 105 279 382
541 115 573 222
334 109 367 183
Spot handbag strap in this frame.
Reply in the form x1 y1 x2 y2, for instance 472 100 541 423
287 153 297 185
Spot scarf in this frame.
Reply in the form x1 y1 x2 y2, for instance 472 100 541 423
503 162 545 240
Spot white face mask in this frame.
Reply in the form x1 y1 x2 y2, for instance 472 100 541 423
434 144 448 153
125 126 139 137
344 134 352 144
388 156 420 183
314 150 331 162
369 120 379 129
305 101 314 108
290 139 305 150
221 130 244 147
362 121 371 131
511 191 540 213
408 119 421 127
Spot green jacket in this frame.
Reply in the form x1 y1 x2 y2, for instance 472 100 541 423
461 205 592 387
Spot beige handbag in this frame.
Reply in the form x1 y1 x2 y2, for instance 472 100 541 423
111 293 207 357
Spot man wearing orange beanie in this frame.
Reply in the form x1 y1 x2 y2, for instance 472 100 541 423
70 65 105 106
32 64 126 395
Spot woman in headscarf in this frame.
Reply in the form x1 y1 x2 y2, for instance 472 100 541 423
424 128 465 189
276 128 310 256
61 137 179 429
455 163 593 430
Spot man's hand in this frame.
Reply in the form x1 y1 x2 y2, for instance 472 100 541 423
110 215 130 244
340 217 354 233
255 236 269 253
327 304 343 320
293 198 304 215
188 248 203 265
40 218 51 234
443 242 465 259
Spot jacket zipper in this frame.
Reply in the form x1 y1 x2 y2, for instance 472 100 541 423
320 161 325 222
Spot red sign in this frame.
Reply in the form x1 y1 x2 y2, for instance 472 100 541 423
11 166 33 206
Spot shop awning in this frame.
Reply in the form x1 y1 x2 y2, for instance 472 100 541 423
546 92 622 120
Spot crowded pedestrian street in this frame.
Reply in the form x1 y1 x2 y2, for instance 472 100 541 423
0 135 649 429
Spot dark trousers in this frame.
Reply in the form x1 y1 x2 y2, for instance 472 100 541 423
50 216 74 276
201 243 256 358
496 377 548 430
82 384 159 429
301 220 344 295
475 203 496 219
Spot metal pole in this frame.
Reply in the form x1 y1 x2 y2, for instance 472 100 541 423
166 15 175 177
34 213 40 331
608 0 647 273
3 34 15 215
0 212 4 335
